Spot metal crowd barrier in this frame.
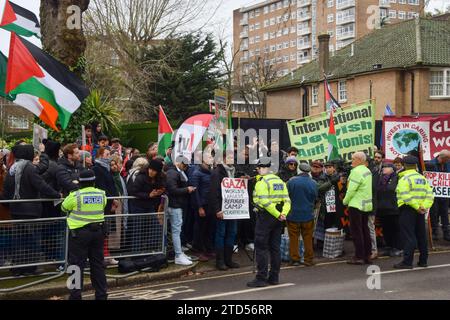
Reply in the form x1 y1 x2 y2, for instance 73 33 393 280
0 195 168 293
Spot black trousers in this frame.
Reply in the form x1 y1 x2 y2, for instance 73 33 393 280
348 208 371 261
430 198 449 232
399 206 428 266
68 224 107 300
192 205 216 253
379 214 401 249
255 212 282 282
238 208 256 246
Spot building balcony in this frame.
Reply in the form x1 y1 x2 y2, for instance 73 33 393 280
298 27 311 35
336 0 355 10
240 31 249 38
240 18 248 26
297 42 311 50
336 31 355 41
297 0 311 7
336 15 355 25
297 13 311 21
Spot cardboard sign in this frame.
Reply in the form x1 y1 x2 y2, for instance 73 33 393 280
221 178 250 220
424 171 450 198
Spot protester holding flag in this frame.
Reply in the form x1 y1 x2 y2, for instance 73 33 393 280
318 161 341 230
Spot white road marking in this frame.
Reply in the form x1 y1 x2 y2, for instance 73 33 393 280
375 263 450 275
84 249 450 298
184 283 295 300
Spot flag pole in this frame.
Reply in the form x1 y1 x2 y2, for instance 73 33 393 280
419 141 434 251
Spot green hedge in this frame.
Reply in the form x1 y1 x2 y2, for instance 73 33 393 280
120 122 160 152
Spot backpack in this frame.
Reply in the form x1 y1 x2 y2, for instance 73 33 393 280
118 254 168 274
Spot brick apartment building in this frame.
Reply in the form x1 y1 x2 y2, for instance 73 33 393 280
233 0 424 81
261 18 450 120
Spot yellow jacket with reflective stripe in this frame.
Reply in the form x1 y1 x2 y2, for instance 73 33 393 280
253 173 291 219
62 187 107 230
343 164 373 212
396 169 434 211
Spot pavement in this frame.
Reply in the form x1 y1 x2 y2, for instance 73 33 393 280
2 237 450 300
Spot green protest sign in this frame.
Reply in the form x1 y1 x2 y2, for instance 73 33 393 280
287 101 375 162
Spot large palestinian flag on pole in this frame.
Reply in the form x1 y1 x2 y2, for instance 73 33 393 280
0 0 41 38
0 33 89 130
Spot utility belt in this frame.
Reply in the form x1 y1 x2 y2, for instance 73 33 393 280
69 222 107 238
255 202 284 216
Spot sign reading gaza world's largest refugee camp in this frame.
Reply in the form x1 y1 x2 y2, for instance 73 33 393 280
287 101 375 162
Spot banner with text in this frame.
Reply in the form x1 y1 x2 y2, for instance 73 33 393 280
383 115 450 161
221 178 250 220
287 101 375 162
424 171 450 198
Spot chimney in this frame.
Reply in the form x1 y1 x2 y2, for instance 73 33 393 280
318 34 330 75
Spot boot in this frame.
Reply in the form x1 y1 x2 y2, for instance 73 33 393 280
224 246 240 269
216 249 228 271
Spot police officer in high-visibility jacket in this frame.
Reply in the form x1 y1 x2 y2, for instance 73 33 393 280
62 169 108 300
343 152 373 265
394 155 434 269
247 157 291 288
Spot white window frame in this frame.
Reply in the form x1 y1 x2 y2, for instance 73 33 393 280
263 33 269 40
255 23 261 30
264 6 269 14
399 0 406 3
408 0 419 5
270 18 276 25
430 69 450 98
398 11 406 19
264 19 270 27
327 0 334 8
328 14 334 23
338 80 347 102
8 115 30 130
312 85 319 106
389 10 397 19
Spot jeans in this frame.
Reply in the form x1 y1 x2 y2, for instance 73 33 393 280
430 198 449 232
368 215 378 254
400 206 428 266
168 207 183 257
215 219 237 249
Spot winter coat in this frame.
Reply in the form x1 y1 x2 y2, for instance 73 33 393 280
3 145 60 218
41 159 59 191
426 157 450 173
278 165 298 183
166 164 190 209
208 164 229 215
287 173 318 223
190 165 212 209
56 157 83 196
376 173 399 216
127 171 166 212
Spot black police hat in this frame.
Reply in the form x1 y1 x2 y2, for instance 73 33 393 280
403 155 419 165
79 169 96 182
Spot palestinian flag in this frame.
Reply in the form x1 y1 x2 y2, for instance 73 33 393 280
157 105 173 157
327 109 340 161
325 78 341 112
0 33 89 130
0 0 41 38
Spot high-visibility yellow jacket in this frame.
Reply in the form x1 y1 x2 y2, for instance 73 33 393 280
396 169 434 211
253 173 291 219
343 164 373 212
62 187 107 230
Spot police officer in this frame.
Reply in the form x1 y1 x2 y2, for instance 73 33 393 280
247 157 291 288
62 169 108 300
394 155 434 269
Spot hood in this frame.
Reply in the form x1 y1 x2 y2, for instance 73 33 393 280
44 140 61 160
12 145 34 161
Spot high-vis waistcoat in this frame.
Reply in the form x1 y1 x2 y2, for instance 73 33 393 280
253 173 291 219
62 187 107 230
343 164 373 212
396 169 434 211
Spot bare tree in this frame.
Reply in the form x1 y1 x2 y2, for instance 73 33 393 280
40 0 90 70
84 0 223 117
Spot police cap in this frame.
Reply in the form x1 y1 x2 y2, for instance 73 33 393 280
79 169 96 182
403 155 418 165
256 157 272 168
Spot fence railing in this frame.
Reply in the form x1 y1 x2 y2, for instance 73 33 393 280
0 195 168 293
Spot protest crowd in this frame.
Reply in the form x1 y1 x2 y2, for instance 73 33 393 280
0 121 448 292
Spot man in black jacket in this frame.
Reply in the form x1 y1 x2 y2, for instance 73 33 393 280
56 144 83 196
166 157 196 266
3 145 61 275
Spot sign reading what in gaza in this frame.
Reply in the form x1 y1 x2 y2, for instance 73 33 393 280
384 115 450 161
287 101 375 163
221 178 250 220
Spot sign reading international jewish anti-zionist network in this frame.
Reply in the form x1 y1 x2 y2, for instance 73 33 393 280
384 115 450 161
287 101 375 163
221 178 250 220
